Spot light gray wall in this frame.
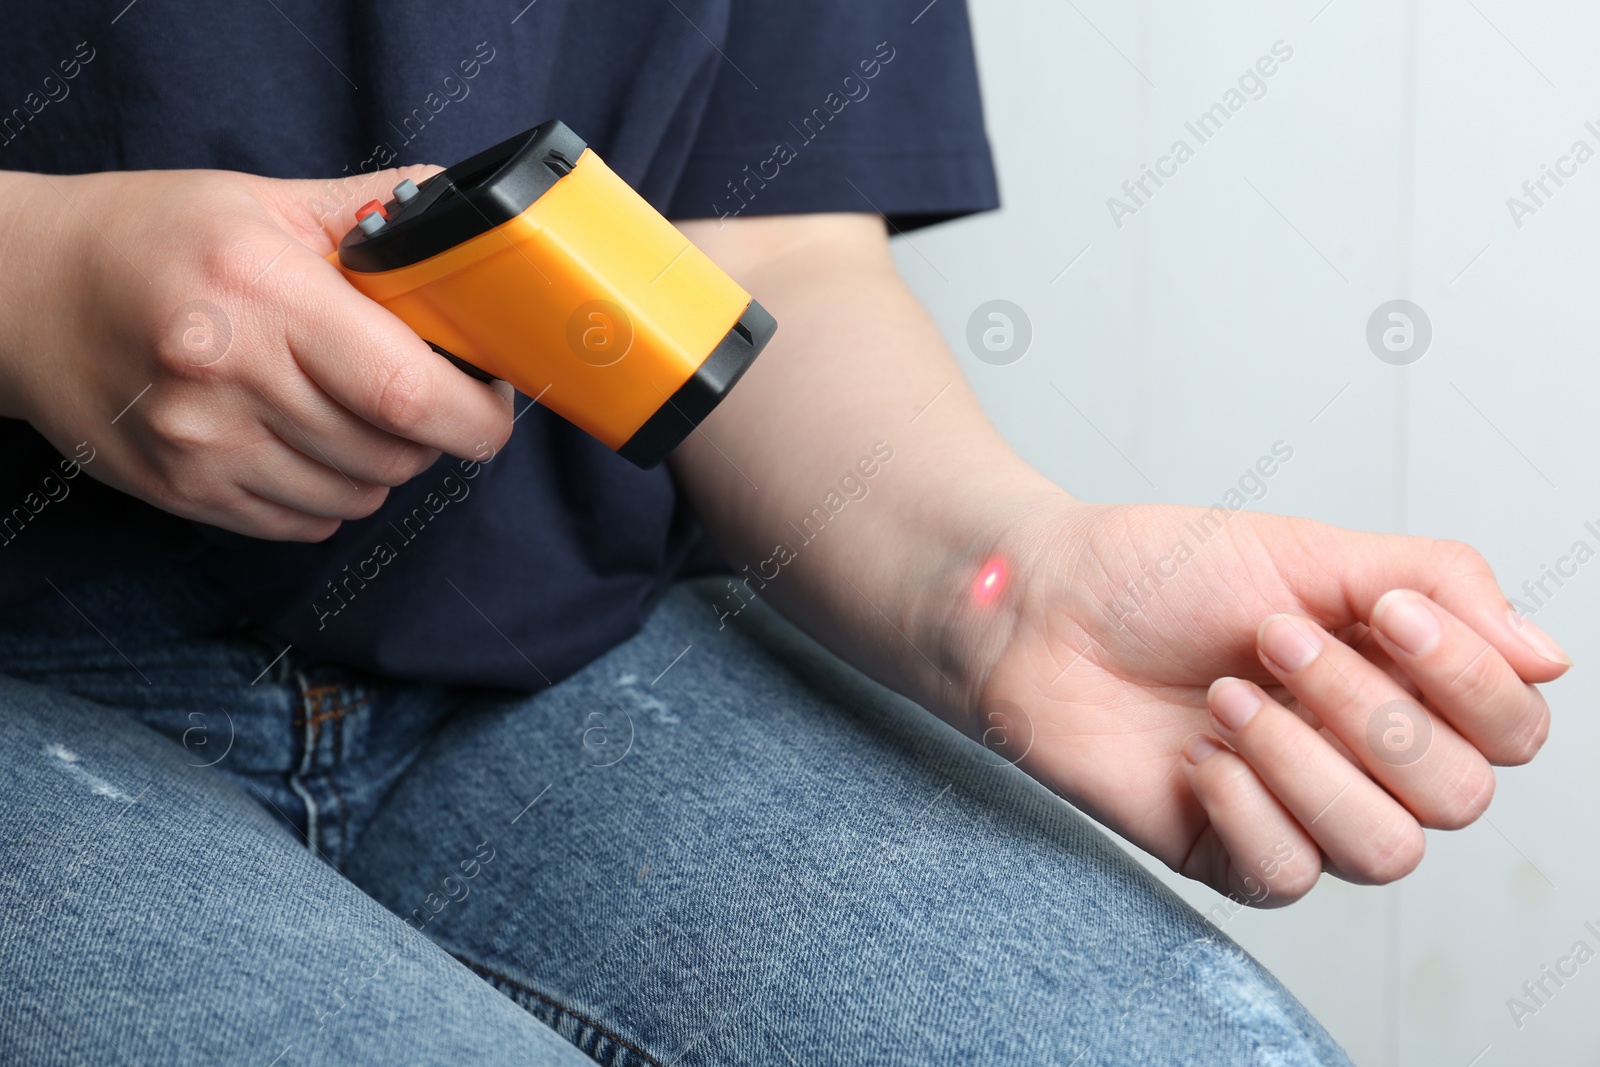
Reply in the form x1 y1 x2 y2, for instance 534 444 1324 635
898 1 1600 1063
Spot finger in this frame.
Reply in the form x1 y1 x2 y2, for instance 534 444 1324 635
1206 678 1426 885
240 435 390 521
1343 624 1424 700
1179 733 1321 906
1280 632 1428 774
1368 589 1551 766
258 165 447 252
1281 528 1571 684
256 380 442 488
1257 613 1496 830
195 491 342 543
1272 678 1379 774
283 257 513 461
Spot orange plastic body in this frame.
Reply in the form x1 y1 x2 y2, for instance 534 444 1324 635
333 149 751 450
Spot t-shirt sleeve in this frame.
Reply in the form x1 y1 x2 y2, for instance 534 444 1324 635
665 0 999 231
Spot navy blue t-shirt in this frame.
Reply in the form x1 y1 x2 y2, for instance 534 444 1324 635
0 0 997 689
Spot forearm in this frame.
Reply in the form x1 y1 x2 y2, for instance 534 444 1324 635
669 213 1066 725
0 171 72 420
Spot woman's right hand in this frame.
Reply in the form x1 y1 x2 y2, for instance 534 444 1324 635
0 166 511 541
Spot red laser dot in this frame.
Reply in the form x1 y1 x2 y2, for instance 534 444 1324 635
973 559 1006 603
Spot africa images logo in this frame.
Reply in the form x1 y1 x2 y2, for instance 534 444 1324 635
1105 40 1294 229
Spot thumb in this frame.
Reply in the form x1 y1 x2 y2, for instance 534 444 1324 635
1286 523 1571 685
257 164 447 252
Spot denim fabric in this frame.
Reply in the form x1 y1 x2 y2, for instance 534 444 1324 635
0 564 1353 1066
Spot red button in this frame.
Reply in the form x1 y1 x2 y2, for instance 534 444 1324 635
355 200 388 222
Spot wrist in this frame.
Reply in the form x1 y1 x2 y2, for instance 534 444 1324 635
887 453 1085 728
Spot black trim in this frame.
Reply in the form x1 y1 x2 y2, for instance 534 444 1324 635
427 341 496 383
617 300 777 469
337 121 589 273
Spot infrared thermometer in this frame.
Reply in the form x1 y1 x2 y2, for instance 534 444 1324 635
333 120 776 469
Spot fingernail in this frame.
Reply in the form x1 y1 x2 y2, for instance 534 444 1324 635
1507 609 1572 667
1259 615 1321 673
1372 589 1442 656
1209 677 1262 731
1182 733 1226 765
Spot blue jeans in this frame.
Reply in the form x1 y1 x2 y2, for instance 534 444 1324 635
0 563 1351 1066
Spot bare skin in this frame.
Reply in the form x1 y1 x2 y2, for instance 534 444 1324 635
0 176 1566 906
0 164 498 541
671 213 1566 906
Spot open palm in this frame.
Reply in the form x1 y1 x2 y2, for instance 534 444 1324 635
976 502 1565 905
